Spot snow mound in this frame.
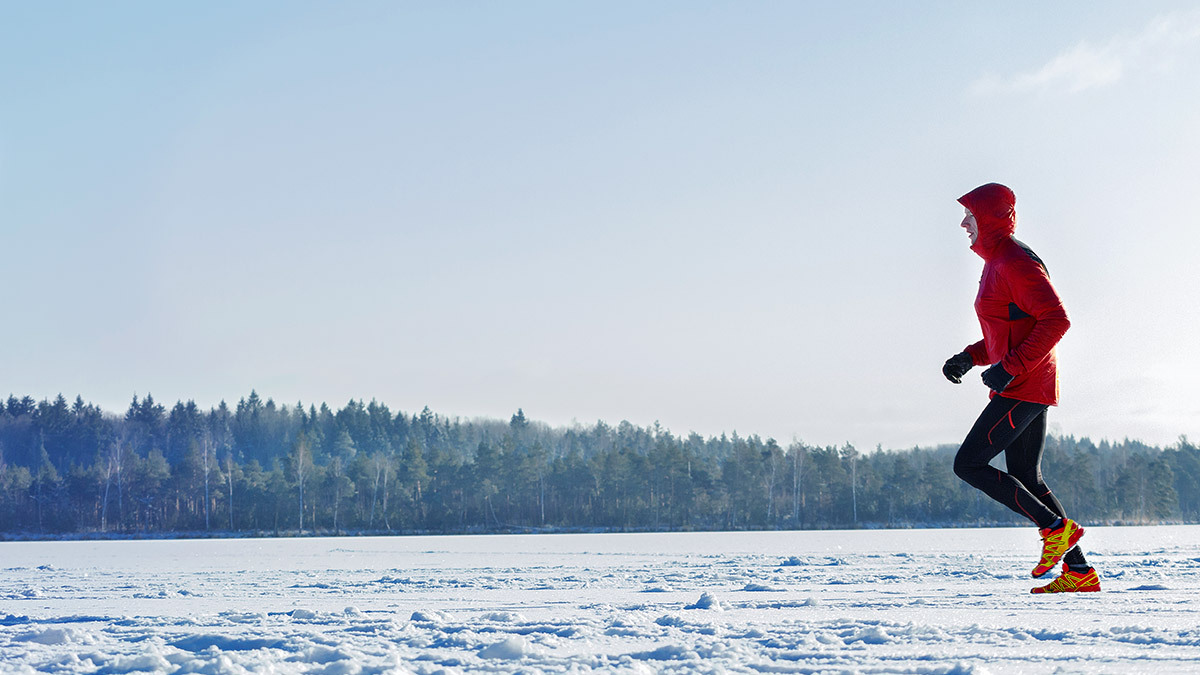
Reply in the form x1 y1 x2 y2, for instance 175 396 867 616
297 645 357 664
290 608 320 620
847 626 892 644
410 609 450 623
15 627 78 645
630 644 699 661
174 653 241 675
104 652 173 673
478 636 529 660
317 661 362 675
218 611 266 624
943 663 994 675
742 582 783 592
1127 584 1169 591
685 592 722 610
478 611 524 622
171 634 287 652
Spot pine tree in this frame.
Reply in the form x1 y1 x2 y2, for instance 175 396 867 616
32 438 61 532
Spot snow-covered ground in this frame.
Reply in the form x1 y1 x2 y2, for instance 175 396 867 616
2 525 1199 674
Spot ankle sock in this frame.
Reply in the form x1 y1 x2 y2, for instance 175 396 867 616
1064 545 1089 570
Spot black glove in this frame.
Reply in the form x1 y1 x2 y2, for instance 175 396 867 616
981 362 1015 393
942 352 974 384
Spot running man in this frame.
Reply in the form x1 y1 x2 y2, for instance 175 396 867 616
942 182 1100 593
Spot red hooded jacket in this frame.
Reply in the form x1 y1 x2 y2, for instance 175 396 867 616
958 183 1070 406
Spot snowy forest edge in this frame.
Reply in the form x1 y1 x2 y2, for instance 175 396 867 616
1 392 1196 540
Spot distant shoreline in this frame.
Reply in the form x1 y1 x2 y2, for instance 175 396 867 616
3 519 1194 544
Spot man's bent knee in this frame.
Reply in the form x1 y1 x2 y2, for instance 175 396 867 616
953 451 983 484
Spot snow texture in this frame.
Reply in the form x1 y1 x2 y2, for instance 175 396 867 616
2 526 1199 673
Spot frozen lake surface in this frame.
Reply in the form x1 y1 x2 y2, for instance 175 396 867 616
3 526 1199 673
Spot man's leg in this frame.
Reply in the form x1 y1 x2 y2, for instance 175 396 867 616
1006 411 1089 570
953 396 1059 528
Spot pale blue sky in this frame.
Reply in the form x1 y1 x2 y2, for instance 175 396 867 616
3 2 1199 449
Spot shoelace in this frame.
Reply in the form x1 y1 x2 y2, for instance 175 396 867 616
1039 523 1075 559
1044 574 1079 592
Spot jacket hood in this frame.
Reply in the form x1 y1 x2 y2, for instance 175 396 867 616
958 183 1016 257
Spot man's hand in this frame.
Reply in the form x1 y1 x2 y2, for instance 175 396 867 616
942 352 975 384
981 363 1015 393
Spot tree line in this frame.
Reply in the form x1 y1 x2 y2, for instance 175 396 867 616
1 392 1196 538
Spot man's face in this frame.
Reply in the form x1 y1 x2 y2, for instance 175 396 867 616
961 208 978 245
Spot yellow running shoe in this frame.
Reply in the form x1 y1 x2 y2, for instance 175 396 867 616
1032 518 1084 577
1032 564 1101 593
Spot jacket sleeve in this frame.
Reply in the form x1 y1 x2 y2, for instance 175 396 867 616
964 340 988 366
1000 258 1070 375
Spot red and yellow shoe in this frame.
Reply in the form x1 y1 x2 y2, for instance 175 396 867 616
1032 518 1084 577
1031 564 1101 594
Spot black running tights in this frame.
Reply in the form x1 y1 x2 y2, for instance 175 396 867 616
953 396 1086 568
